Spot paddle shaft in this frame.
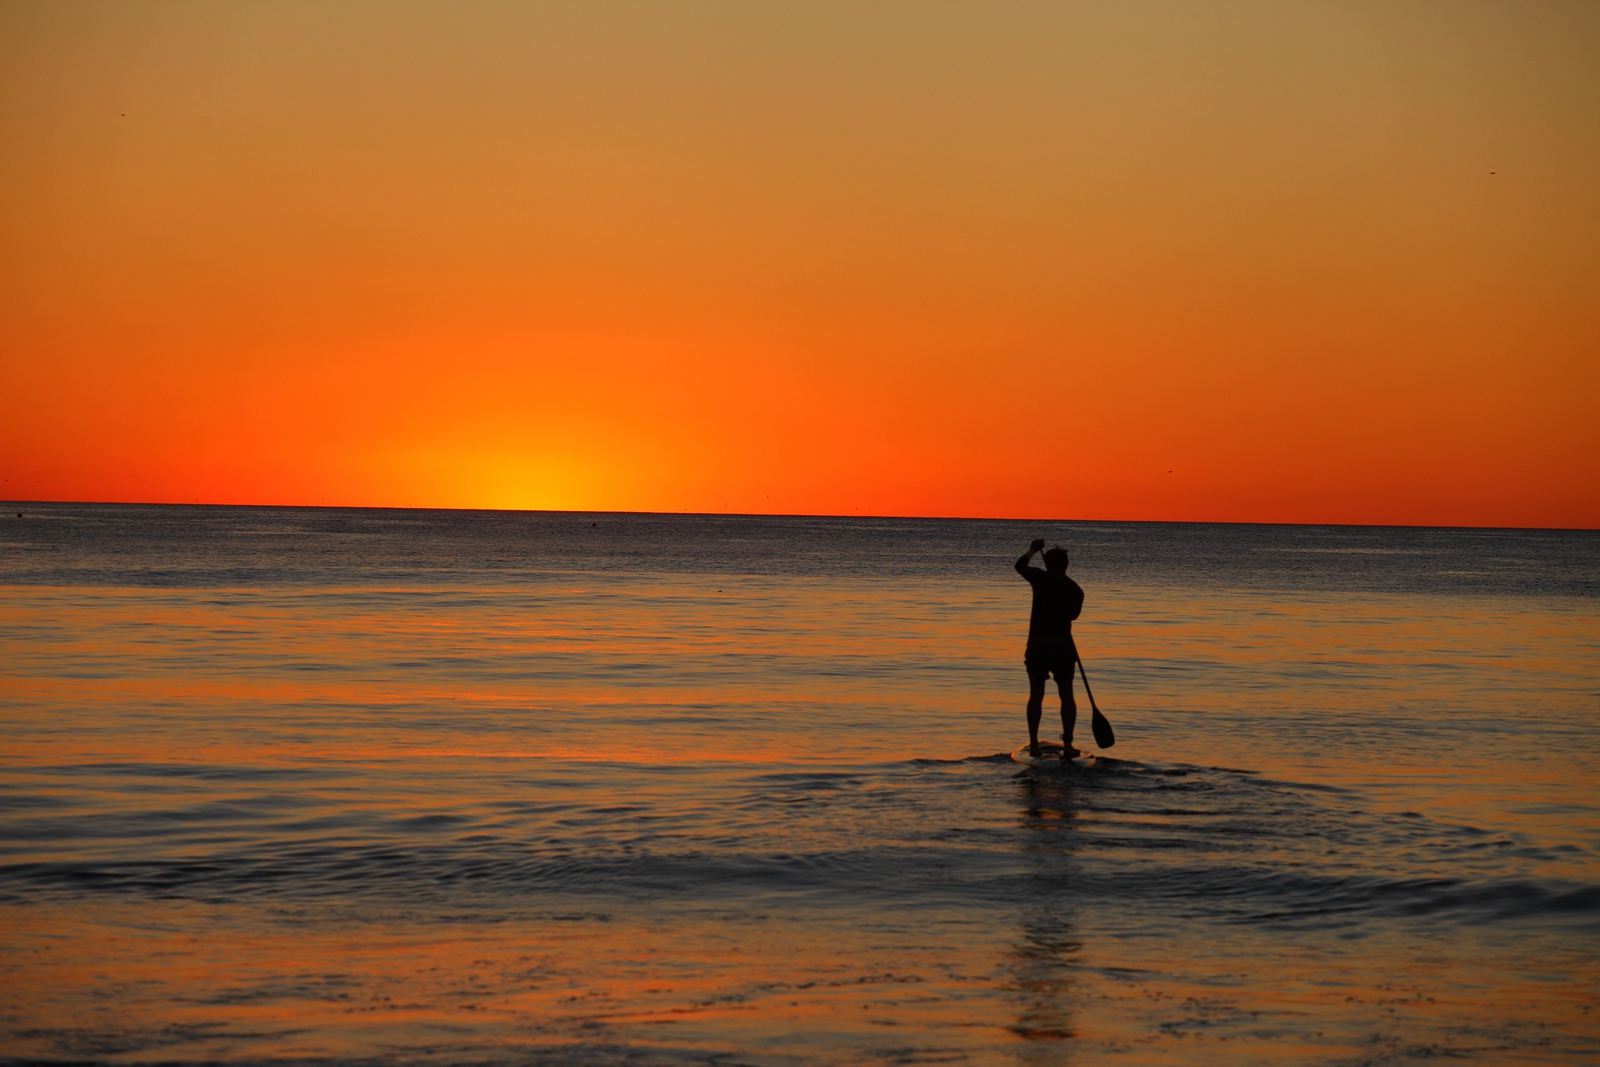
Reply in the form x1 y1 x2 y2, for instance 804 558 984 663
1077 653 1116 749
1076 655 1099 711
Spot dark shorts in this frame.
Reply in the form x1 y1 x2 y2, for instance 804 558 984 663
1025 642 1077 680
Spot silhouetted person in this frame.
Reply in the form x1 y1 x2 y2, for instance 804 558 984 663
1015 539 1084 759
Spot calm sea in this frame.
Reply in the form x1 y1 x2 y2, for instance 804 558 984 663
1 504 1596 1066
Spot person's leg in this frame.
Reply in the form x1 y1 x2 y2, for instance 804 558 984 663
1026 658 1047 756
1054 660 1078 756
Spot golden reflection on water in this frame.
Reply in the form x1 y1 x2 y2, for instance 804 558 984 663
2 568 1597 1064
6 837 1594 1063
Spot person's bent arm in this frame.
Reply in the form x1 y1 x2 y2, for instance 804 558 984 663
1015 538 1046 577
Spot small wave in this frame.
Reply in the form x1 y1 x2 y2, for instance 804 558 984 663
1108 864 1600 927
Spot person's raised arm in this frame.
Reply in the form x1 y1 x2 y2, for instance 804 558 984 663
1015 538 1046 577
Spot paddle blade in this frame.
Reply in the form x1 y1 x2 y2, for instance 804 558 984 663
1091 707 1115 749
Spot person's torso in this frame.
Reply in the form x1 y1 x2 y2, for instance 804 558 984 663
1027 572 1083 645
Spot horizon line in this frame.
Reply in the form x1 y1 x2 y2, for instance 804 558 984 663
4 498 1595 534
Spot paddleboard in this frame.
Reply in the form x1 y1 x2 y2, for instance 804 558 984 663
1011 742 1096 769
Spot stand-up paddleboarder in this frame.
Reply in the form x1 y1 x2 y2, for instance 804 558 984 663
1015 538 1084 759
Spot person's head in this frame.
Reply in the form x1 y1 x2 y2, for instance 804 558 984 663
1043 546 1068 573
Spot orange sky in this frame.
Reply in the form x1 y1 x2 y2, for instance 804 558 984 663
3 1 1596 526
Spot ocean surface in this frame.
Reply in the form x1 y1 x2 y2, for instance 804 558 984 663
1 504 1596 1066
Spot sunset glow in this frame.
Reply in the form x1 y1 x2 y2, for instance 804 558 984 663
4 2 1596 525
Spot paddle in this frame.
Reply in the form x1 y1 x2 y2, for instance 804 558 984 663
1077 655 1115 749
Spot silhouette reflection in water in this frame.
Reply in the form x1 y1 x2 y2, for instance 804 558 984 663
1006 768 1084 1053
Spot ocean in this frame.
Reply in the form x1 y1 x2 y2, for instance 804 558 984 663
1 504 1596 1065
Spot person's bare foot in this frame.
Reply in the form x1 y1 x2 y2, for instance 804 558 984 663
1029 741 1041 758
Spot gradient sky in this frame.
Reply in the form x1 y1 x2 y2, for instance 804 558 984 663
3 1 1596 525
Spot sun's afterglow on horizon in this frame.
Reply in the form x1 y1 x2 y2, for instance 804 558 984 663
3 1 1596 526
